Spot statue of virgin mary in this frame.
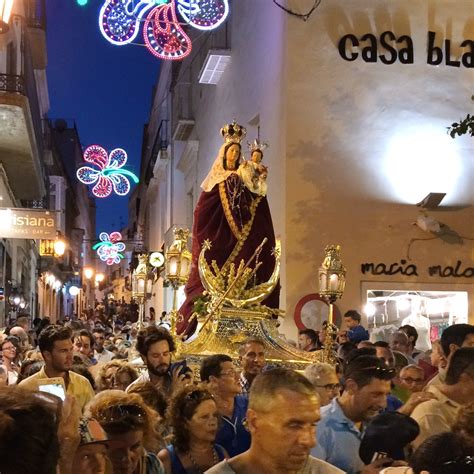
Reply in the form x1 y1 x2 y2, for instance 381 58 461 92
177 121 280 336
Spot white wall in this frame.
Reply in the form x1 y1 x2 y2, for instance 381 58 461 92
285 0 474 330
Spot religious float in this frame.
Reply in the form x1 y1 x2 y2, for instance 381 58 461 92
159 121 343 369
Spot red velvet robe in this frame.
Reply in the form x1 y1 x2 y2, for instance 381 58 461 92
177 173 280 335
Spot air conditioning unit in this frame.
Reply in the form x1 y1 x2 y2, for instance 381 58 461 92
199 49 231 84
173 119 195 141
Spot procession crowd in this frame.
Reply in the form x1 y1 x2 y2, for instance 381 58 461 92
0 310 473 474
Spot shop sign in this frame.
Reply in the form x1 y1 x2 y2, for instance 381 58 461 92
361 260 474 278
338 31 473 68
0 208 57 240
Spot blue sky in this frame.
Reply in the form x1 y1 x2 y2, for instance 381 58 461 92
46 0 160 233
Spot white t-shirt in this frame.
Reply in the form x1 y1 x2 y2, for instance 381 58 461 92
94 349 114 364
205 456 344 473
401 314 431 352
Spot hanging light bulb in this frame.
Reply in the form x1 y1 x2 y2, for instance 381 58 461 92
364 302 376 317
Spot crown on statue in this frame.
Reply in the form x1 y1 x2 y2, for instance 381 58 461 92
248 138 269 154
220 120 247 144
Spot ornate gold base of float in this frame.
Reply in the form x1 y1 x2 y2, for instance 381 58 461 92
173 236 330 370
175 306 325 370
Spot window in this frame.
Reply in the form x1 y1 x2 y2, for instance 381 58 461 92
365 289 468 347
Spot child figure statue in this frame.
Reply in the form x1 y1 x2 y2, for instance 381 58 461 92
239 139 269 196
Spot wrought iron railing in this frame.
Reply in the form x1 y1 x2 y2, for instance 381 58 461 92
145 119 169 184
0 74 25 94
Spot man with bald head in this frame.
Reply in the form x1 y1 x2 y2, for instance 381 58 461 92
8 326 30 359
390 331 416 364
206 368 343 473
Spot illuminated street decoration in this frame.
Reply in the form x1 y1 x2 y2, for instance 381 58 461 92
92 231 126 265
144 1 191 60
99 0 155 46
77 145 139 198
99 0 229 60
176 0 229 31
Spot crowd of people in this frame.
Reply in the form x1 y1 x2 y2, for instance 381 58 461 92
0 310 473 474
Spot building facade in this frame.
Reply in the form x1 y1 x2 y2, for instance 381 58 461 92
37 120 96 322
0 1 96 324
138 0 473 338
0 0 48 325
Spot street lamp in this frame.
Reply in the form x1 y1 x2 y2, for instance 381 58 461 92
53 238 66 257
164 227 192 336
318 244 346 363
0 0 14 34
132 254 149 329
83 267 94 280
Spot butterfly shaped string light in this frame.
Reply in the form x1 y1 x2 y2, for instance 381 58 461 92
77 145 139 198
99 0 229 60
92 232 126 265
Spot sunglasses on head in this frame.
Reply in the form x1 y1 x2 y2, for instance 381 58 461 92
359 366 396 377
441 455 474 468
99 404 146 423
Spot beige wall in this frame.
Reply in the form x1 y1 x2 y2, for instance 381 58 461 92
285 0 474 333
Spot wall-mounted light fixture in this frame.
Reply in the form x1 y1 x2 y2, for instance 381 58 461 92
416 192 446 209
0 0 14 34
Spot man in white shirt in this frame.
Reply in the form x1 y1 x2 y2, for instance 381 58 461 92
206 368 343 474
93 327 114 364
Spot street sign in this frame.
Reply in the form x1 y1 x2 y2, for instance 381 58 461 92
0 208 57 240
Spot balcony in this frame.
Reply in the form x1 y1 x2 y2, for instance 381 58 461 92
0 41 47 200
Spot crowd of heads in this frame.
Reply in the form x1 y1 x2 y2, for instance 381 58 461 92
0 311 473 474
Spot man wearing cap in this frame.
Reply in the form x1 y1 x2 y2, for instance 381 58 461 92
72 418 110 474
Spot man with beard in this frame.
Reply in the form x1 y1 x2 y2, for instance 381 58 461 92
126 326 189 398
19 325 94 411
206 368 343 473
311 353 398 473
238 337 266 394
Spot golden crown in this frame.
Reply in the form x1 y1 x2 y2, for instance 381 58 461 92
220 120 247 144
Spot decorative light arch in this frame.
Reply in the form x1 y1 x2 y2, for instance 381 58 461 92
92 232 126 265
99 0 229 60
77 145 139 198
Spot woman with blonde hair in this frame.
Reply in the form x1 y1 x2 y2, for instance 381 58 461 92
127 381 170 450
95 360 139 392
87 390 164 473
